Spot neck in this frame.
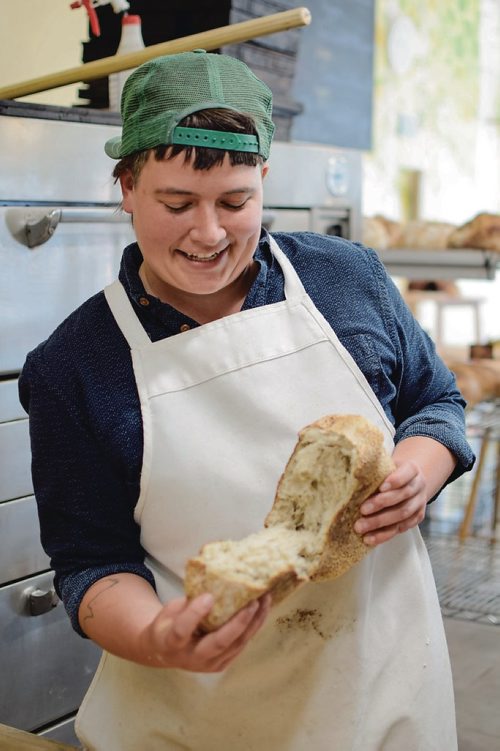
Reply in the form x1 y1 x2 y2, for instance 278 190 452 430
139 261 259 324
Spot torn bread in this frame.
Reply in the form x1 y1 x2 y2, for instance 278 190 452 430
184 414 395 630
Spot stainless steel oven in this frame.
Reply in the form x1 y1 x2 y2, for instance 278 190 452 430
263 141 362 241
0 101 132 746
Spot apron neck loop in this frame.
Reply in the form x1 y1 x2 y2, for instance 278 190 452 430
104 281 151 349
268 235 308 300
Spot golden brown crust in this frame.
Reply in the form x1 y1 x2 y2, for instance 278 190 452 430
267 414 394 581
185 559 304 631
184 414 395 630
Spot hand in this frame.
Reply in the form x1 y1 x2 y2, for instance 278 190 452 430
139 593 272 672
353 459 427 546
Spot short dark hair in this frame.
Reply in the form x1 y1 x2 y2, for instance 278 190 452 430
112 108 263 184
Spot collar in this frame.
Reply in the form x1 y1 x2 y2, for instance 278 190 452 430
118 230 274 333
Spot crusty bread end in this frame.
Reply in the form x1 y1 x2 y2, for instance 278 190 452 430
184 414 394 631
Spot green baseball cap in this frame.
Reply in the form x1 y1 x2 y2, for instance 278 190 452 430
104 50 275 160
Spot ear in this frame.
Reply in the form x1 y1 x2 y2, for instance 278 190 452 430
119 171 135 214
261 162 270 179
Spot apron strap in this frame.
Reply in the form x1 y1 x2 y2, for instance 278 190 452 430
104 280 151 348
268 235 308 299
105 236 307 349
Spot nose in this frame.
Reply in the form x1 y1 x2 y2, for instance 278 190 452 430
189 205 227 248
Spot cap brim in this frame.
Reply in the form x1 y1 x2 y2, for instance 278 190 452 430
104 135 123 159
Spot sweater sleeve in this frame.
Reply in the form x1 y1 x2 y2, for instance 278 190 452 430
370 250 475 483
18 352 156 637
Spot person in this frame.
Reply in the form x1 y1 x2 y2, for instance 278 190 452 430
19 50 475 751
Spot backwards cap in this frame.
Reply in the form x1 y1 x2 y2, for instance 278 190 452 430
104 50 275 160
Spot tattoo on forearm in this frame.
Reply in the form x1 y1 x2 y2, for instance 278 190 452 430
82 577 120 625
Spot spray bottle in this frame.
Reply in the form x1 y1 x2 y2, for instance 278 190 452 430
108 14 145 112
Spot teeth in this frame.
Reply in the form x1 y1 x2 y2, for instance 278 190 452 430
184 249 224 262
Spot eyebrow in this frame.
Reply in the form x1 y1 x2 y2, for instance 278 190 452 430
153 187 256 197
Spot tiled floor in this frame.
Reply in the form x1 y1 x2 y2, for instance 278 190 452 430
421 421 500 751
444 618 500 751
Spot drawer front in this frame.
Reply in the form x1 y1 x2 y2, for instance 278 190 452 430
0 571 100 731
0 496 49 584
0 419 33 501
0 378 25 423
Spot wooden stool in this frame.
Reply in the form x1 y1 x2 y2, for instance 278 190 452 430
404 291 484 351
459 424 500 543
434 297 483 351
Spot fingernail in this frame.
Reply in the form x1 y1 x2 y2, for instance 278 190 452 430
354 520 366 533
199 594 214 608
364 535 376 545
379 482 390 492
362 502 374 514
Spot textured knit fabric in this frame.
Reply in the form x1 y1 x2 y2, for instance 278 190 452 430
18 231 475 636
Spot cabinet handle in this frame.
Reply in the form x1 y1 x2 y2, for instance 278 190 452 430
24 587 59 616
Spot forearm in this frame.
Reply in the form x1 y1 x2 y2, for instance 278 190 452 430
79 572 163 665
79 572 271 673
391 435 457 501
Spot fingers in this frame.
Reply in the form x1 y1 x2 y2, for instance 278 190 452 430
196 595 270 657
359 508 425 546
197 595 272 672
162 593 214 647
354 460 427 546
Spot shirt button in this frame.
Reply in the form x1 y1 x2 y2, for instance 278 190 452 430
139 297 150 307
180 323 191 333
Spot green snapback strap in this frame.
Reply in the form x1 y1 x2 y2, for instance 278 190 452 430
171 126 259 153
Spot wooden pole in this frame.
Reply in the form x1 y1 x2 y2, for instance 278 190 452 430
459 428 491 541
0 7 311 100
0 722 76 750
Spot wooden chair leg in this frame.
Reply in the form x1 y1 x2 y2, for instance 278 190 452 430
459 428 491 542
491 437 500 542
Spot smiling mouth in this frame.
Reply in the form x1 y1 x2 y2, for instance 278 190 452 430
180 248 227 263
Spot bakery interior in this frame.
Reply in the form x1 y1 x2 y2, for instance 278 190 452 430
0 0 499 748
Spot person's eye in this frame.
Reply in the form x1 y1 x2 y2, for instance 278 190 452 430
164 204 191 213
221 199 249 211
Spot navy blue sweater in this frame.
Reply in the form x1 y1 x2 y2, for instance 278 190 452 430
19 232 475 635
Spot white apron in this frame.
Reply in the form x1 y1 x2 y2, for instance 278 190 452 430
76 237 457 751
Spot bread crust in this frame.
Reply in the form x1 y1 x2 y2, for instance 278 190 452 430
185 560 305 631
265 414 395 581
184 414 394 631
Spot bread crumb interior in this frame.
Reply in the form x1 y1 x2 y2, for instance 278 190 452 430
270 435 355 535
200 527 314 585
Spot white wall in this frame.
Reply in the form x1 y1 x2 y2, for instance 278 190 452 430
364 0 500 350
0 0 87 106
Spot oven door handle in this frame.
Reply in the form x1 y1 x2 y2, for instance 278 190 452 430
25 207 131 249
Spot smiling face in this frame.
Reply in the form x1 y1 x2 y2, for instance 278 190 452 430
120 151 268 316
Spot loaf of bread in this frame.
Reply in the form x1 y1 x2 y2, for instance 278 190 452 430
448 212 500 252
445 358 500 406
362 215 403 249
184 414 395 630
398 220 456 249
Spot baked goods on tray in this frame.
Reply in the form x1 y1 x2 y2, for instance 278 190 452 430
184 414 394 630
362 212 500 253
448 213 500 253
